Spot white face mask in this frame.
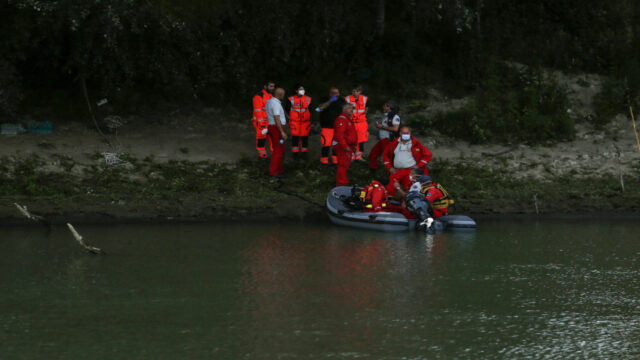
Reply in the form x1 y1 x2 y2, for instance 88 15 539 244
401 134 411 141
298 89 305 96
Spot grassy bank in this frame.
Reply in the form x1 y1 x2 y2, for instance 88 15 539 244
1 154 639 223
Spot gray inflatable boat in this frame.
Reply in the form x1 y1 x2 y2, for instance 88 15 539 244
326 186 476 232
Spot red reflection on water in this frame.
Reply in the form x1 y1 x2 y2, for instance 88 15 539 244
323 238 388 309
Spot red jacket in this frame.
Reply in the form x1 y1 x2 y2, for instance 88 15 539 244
288 95 311 122
382 135 432 170
344 94 368 123
423 184 448 218
333 113 357 151
252 89 272 121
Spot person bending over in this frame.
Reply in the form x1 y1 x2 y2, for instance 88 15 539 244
395 175 453 219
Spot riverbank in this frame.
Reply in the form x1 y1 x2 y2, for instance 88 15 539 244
1 123 639 224
2 97 640 223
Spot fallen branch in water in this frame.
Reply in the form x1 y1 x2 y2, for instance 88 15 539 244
66 223 105 255
14 203 48 224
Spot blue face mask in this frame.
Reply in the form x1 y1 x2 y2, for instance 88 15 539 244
401 134 411 141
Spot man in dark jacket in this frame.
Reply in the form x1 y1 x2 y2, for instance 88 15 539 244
317 86 346 164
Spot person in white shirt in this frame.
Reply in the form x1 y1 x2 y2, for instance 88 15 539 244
382 126 433 196
265 88 288 178
369 101 401 171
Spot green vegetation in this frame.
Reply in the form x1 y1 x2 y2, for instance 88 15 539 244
408 64 574 144
2 155 639 219
2 0 640 128
593 75 640 127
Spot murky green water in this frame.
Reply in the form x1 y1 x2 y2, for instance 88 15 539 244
1 219 639 359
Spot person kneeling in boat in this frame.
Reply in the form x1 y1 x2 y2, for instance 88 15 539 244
395 175 454 219
359 180 390 212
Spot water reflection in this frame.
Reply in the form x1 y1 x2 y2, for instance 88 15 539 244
236 226 479 357
3 220 639 359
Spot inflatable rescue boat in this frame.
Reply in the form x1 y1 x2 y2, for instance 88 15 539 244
326 186 476 232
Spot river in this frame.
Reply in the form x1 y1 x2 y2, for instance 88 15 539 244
1 218 639 359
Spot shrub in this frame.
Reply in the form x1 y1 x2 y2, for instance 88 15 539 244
411 63 574 144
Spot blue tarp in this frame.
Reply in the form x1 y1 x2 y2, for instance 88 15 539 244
1 123 26 135
27 121 53 134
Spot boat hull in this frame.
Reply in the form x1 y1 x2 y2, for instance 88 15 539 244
326 186 476 232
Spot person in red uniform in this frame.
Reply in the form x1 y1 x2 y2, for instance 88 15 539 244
382 126 432 196
252 81 275 158
392 175 452 219
360 180 390 212
332 103 357 186
417 176 452 218
265 88 288 179
344 85 368 160
288 84 312 156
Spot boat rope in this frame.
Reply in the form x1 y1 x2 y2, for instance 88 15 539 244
274 188 324 209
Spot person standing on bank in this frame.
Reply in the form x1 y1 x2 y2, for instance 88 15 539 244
344 85 369 160
333 103 357 186
252 81 275 158
265 88 288 179
382 126 432 196
369 100 400 172
288 85 312 157
316 86 346 165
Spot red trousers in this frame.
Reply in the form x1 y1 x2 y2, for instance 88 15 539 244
268 125 285 176
368 138 390 170
333 145 353 186
387 168 414 196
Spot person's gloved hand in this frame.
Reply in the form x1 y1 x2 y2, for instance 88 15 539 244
409 183 422 192
315 107 322 112
261 129 268 135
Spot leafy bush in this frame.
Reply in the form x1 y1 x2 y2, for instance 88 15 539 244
410 63 574 144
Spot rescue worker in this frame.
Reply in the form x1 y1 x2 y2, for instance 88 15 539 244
252 81 275 158
333 103 357 186
359 180 390 212
316 87 345 165
344 85 369 160
395 175 453 218
288 84 312 156
382 126 433 196
387 167 425 219
369 100 400 171
265 87 288 179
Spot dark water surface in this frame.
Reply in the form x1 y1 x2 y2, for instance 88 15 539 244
1 219 639 359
